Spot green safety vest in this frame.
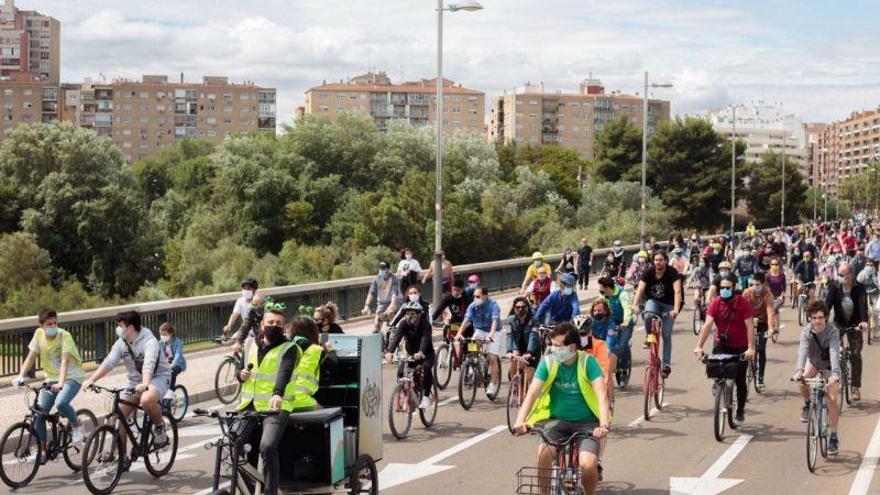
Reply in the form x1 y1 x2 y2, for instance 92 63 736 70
525 351 605 426
285 337 322 411
238 342 290 412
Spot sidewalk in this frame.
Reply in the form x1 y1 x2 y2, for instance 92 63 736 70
0 284 602 435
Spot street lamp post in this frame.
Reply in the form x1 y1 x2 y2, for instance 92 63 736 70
731 105 737 242
640 71 672 244
781 146 786 227
434 0 482 306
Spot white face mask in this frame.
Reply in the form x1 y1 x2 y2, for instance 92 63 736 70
408 294 420 303
405 254 413 260
563 287 574 296
242 289 254 300
579 335 590 348
160 335 171 343
534 260 542 268
549 345 575 362
115 326 126 339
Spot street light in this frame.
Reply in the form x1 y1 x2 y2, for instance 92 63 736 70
434 0 482 306
640 71 673 244
730 104 739 243
781 143 786 227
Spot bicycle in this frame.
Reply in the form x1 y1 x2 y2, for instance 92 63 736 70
81 384 179 495
536 325 557 356
838 326 858 410
0 383 98 489
161 383 189 423
867 290 878 345
614 328 633 390
457 338 501 410
796 282 815 326
641 311 666 421
506 355 532 434
514 426 595 495
388 356 439 439
692 290 707 336
215 348 245 405
793 374 833 473
703 354 747 442
434 322 463 390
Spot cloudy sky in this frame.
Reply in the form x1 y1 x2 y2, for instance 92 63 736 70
27 0 880 127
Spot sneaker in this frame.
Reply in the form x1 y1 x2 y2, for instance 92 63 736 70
72 426 86 445
757 378 765 392
486 382 499 397
828 433 839 455
852 388 861 401
800 402 811 423
419 396 432 410
597 462 604 482
661 365 671 379
152 426 168 448
164 389 175 400
735 410 745 424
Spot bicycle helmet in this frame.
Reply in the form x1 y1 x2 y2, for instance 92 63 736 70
240 278 258 290
719 261 732 270
560 273 577 286
401 301 423 313
637 250 649 260
378 261 389 269
532 251 544 261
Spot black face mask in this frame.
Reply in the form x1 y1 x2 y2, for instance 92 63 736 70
263 325 285 344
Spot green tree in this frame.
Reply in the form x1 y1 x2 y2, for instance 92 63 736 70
511 145 585 206
592 116 642 182
0 232 51 301
742 151 809 227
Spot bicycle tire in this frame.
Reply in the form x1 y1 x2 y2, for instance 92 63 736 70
418 380 439 428
713 382 725 442
840 355 850 410
655 374 665 410
807 404 818 472
435 344 453 390
170 385 189 423
388 383 412 439
745 358 755 398
818 398 829 459
643 364 654 421
214 356 242 405
692 307 701 336
143 411 178 477
458 360 478 410
726 382 737 430
798 296 806 326
0 421 41 489
81 424 123 495
63 408 99 472
348 454 379 495
506 374 523 434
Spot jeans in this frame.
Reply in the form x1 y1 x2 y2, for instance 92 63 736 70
846 329 864 388
737 275 752 291
755 321 768 380
714 344 748 414
35 380 81 442
644 300 674 367
611 323 634 371
239 410 289 495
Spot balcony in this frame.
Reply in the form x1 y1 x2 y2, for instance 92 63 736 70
370 108 393 118
542 134 560 143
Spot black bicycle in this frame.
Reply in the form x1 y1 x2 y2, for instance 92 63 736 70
215 350 246 405
703 354 747 442
81 384 179 495
0 382 98 488
457 338 501 410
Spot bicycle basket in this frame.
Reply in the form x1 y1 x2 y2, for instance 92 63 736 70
516 467 580 495
704 354 745 379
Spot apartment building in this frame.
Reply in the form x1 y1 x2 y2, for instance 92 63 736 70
819 108 880 197
803 123 828 188
708 102 806 173
0 71 57 136
487 79 671 160
301 71 485 134
0 0 60 84
60 75 276 162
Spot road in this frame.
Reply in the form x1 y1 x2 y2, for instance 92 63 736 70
4 293 880 494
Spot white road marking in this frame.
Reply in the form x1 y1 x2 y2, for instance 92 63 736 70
848 416 880 495
669 434 752 495
628 401 668 427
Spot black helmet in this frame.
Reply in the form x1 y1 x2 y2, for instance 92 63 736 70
240 278 258 290
378 261 390 270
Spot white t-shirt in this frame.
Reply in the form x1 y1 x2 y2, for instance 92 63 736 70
397 258 422 277
233 297 253 320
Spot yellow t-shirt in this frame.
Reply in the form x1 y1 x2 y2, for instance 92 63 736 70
526 262 554 281
27 328 86 383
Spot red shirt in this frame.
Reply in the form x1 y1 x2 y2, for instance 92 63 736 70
707 295 754 349
842 235 857 253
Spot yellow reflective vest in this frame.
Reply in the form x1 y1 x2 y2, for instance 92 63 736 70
238 341 290 412
525 351 605 426
286 337 322 411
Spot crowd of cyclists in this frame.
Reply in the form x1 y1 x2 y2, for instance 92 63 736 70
6 220 880 494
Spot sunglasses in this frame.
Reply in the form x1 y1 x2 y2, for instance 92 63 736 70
514 305 528 310
770 263 779 266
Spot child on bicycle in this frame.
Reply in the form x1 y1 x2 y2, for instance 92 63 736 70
159 323 187 390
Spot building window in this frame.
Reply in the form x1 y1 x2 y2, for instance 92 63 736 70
3 89 13 96
22 102 32 109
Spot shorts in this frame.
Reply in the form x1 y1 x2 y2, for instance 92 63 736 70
473 329 504 355
124 375 172 400
540 419 600 456
376 302 392 315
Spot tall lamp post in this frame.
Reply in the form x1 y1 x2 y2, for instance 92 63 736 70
640 71 673 244
781 144 786 227
730 105 738 243
434 0 482 306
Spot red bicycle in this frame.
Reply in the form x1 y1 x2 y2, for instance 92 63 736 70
434 322 463 390
642 310 666 421
388 356 438 440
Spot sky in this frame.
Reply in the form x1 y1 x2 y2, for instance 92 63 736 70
25 0 880 127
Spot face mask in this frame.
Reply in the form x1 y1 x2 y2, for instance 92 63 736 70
45 326 59 338
468 282 478 289
408 294 420 303
534 261 542 268
580 335 591 348
263 325 284 343
115 326 126 339
720 270 730 277
838 275 848 284
473 298 484 306
720 288 733 299
752 285 763 293
713 250 720 254
405 254 413 260
242 289 254 300
160 335 171 343
638 257 646 263
516 308 527 315
563 287 573 296
804 256 812 261
379 270 389 279
594 312 607 320
699 261 706 268
549 345 574 362
407 314 419 325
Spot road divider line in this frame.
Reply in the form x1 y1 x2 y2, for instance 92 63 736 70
628 401 668 427
669 434 752 495
420 424 507 465
848 416 880 495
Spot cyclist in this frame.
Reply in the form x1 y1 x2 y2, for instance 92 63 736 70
421 250 454 293
456 287 503 397
746 221 757 239
314 302 344 334
385 301 435 409
397 247 423 294
521 252 554 294
581 299 615 405
706 242 725 271
558 247 577 275
693 274 756 423
670 247 689 276
535 273 581 325
687 231 702 264
743 273 773 390
625 250 650 289
11 309 88 454
390 285 430 328
506 296 540 388
794 249 819 303
159 322 186 389
865 232 880 261
793 301 841 455
765 257 787 337
432 278 472 330
841 228 858 259
734 248 757 290
597 276 635 389
465 274 480 298
575 237 594 290
824 263 868 401
857 258 878 317
233 291 266 354
609 240 626 277
524 265 556 308
513 323 610 495
362 261 401 335
83 310 173 463
689 256 713 314
632 250 683 378
223 278 258 339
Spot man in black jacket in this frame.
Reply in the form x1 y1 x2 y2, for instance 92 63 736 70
825 263 869 400
385 302 435 409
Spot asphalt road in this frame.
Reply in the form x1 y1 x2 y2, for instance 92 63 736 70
4 298 880 495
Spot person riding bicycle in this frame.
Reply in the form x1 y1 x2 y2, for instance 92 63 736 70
390 285 430 328
689 256 713 309
824 263 868 401
625 250 650 289
793 301 841 455
362 261 402 335
765 257 787 335
83 310 173 467
521 252 554 294
465 274 480 298
431 278 473 334
558 247 577 275
597 276 635 388
11 309 88 454
670 247 688 276
693 274 756 423
422 250 455 293
535 273 581 325
224 278 258 339
706 242 725 272
734 248 757 291
456 286 503 397
524 265 556 308
159 322 187 390
857 258 878 305
794 250 819 302
506 296 540 388
865 232 880 262
385 301 436 410
632 250 683 378
742 273 774 390
513 323 610 495
581 300 615 407
609 240 626 277
233 292 266 355
706 260 734 301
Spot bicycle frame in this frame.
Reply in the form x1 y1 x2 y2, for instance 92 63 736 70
95 387 153 462
515 428 591 495
200 409 276 494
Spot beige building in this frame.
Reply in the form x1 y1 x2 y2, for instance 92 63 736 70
0 0 60 84
0 71 58 137
60 75 276 162
301 71 485 134
819 108 880 197
804 123 828 188
487 79 671 160
708 103 806 173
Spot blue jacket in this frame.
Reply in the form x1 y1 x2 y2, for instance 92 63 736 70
162 336 187 372
535 289 580 324
506 315 541 355
589 317 617 341
464 298 502 332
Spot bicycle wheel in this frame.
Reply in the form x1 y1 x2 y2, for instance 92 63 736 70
388 383 412 439
214 356 242 405
506 373 523 434
435 344 453 390
807 404 818 472
726 382 737 430
170 385 189 423
746 358 755 398
798 296 806 326
655 373 665 410
713 382 726 442
63 408 99 472
840 356 850 409
0 422 41 489
348 454 379 495
458 360 478 410
485 355 502 401
692 306 701 336
418 381 439 428
144 411 178 477
643 364 654 421
790 285 796 308
82 424 123 495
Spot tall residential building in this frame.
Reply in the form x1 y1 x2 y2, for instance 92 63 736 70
0 71 57 136
708 102 806 173
301 71 485 134
487 79 671 160
804 123 828 188
818 107 880 197
60 75 276 162
0 0 60 84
